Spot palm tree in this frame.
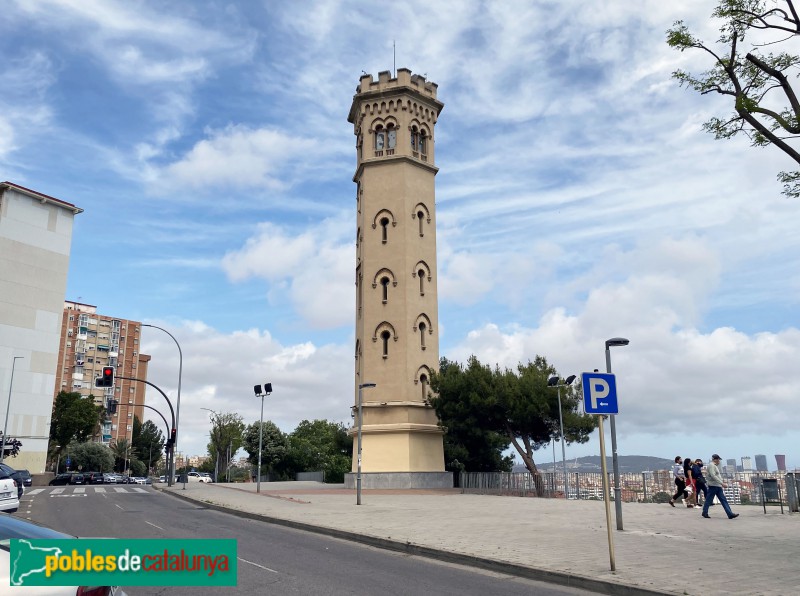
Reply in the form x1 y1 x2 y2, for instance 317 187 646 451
110 438 131 473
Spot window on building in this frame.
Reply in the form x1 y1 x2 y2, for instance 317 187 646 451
381 277 390 303
380 217 389 243
375 125 385 151
418 269 426 295
420 373 429 400
418 322 427 349
381 331 391 358
418 210 425 236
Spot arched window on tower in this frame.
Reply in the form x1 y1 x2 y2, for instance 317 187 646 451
375 125 385 152
418 269 426 295
381 331 391 358
419 130 427 155
418 322 426 349
387 123 397 150
420 373 429 401
380 217 389 243
417 210 425 236
380 277 390 303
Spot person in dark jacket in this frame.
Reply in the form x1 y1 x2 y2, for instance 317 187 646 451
692 459 708 506
669 456 686 507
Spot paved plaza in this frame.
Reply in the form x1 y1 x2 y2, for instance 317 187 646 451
159 481 798 595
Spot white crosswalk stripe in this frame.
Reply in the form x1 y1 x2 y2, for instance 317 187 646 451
26 487 152 496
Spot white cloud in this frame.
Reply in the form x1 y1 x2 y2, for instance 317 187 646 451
221 217 354 329
153 125 317 192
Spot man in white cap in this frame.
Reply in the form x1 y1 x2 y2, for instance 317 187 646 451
702 454 739 519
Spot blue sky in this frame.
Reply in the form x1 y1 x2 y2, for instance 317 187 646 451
2 1 799 470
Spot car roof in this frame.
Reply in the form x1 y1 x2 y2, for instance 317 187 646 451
0 515 73 543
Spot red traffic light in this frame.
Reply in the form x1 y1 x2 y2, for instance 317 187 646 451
102 367 113 377
100 366 115 387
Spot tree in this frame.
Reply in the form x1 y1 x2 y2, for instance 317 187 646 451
429 355 596 495
242 421 289 480
0 433 23 459
667 1 800 196
131 418 165 473
109 438 142 474
285 420 353 483
49 391 104 457
429 358 514 474
69 441 114 473
205 411 245 481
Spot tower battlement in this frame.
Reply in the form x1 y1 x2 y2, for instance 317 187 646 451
357 68 438 100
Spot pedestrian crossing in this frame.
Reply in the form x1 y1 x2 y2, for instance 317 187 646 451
25 486 152 497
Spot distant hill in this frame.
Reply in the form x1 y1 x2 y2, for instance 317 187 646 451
512 455 674 474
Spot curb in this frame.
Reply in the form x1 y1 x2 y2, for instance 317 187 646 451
156 486 669 596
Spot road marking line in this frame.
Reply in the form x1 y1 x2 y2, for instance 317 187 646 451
145 521 165 531
131 487 148 493
115 504 124 510
113 488 129 493
51 488 65 494
74 487 86 494
26 489 44 496
94 487 106 493
238 558 278 574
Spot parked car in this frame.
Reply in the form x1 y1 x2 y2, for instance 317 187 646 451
69 473 85 485
103 473 119 484
0 514 127 594
85 471 104 484
49 473 73 486
0 464 25 499
15 469 31 488
158 475 166 482
0 474 19 513
187 472 212 483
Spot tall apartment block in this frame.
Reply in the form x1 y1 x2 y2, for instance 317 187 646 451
754 454 768 472
740 455 753 471
54 301 150 446
775 454 786 471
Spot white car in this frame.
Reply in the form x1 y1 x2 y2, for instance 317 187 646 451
186 472 212 483
0 476 19 514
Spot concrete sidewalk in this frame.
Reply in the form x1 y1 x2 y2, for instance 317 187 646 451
159 481 797 595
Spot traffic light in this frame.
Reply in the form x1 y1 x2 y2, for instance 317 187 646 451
106 399 118 415
166 428 176 450
95 366 115 388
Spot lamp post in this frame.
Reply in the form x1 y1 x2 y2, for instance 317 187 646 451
547 374 577 500
356 382 376 505
2 356 24 463
201 407 220 482
142 324 182 488
253 383 272 493
54 445 61 474
605 337 629 531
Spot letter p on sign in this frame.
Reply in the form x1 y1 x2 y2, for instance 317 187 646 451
581 372 619 414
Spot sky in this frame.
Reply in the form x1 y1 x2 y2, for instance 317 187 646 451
2 0 798 471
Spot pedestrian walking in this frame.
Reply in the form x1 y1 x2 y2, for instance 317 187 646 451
692 458 708 506
683 456 696 507
702 454 739 519
669 456 686 507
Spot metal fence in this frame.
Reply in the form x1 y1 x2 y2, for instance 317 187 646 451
460 470 799 507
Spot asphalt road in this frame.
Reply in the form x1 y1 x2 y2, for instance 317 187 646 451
19 486 597 595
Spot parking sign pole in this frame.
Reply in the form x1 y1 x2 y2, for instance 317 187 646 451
597 415 616 571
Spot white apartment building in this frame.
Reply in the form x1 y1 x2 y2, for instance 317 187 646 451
0 181 82 472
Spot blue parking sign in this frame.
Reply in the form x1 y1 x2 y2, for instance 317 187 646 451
581 372 619 414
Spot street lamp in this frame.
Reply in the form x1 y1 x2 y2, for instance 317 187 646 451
253 383 272 493
142 324 182 488
201 407 220 482
547 374 577 500
2 356 24 463
605 337 629 531
356 382 376 505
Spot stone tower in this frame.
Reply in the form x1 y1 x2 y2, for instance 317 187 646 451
346 69 450 489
